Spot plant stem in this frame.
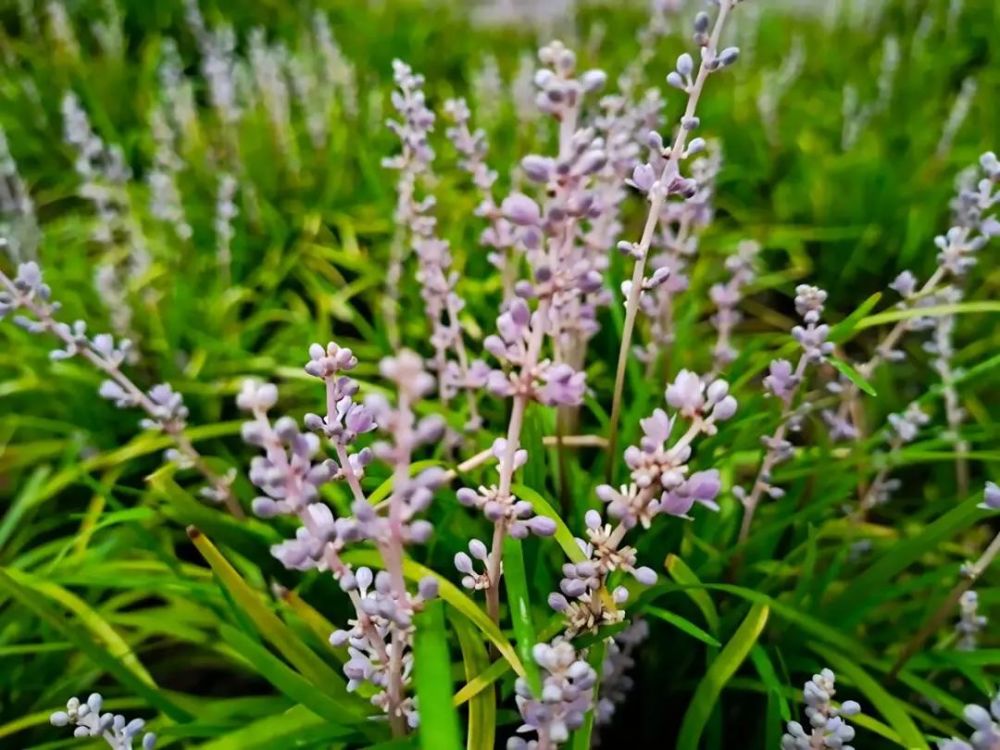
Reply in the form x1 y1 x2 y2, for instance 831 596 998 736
606 0 735 481
737 355 808 544
1 270 242 517
889 527 1000 679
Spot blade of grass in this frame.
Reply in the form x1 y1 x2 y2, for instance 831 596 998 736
450 612 495 750
676 604 770 750
502 536 542 694
644 606 721 647
413 600 462 750
186 527 364 720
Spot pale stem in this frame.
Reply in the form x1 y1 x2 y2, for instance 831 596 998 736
484 303 547 623
1 271 242 518
889 527 1000 679
607 0 734 480
737 354 809 543
384 390 414 738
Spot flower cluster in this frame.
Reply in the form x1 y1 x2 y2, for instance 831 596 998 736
147 103 190 241
483 298 586 407
709 239 760 371
0 261 238 511
737 285 833 539
0 125 39 262
829 153 999 447
61 92 149 333
385 62 484 427
955 590 987 651
50 693 156 750
939 698 1000 750
852 402 930 517
782 669 860 750
508 640 598 749
240 345 443 731
550 371 734 636
595 619 649 729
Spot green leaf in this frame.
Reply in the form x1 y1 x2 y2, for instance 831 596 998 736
342 549 525 677
502 536 543 694
3 567 155 686
828 291 883 343
818 649 929 749
830 497 981 619
186 527 366 723
216 624 368 738
676 604 770 750
196 705 354 750
749 646 790 723
829 356 877 396
569 640 606 750
413 600 463 750
855 301 1000 329
451 613 496 750
644 606 721 647
665 554 720 634
0 568 193 723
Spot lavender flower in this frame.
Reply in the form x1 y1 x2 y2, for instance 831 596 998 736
938 697 1000 750
248 28 299 174
608 0 747 468
709 240 760 371
508 640 597 748
0 261 239 513
830 152 998 447
62 92 149 333
382 59 435 347
0 125 39 262
214 174 238 277
147 104 190 241
50 693 156 749
383 63 484 430
737 285 833 541
312 12 358 118
551 371 734 635
854 403 929 518
981 482 1000 511
463 95 603 621
595 619 649 729
955 590 987 651
242 347 442 734
444 97 516 295
782 669 860 750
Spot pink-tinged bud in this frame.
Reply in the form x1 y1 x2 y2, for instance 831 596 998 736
501 192 541 226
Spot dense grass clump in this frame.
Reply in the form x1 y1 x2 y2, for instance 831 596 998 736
1 1 999 748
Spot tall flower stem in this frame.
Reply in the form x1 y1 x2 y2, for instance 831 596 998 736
607 0 735 481
737 355 808 544
834 267 948 433
484 301 548 624
0 269 242 518
889 527 1000 680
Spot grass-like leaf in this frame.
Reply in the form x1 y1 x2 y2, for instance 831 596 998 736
644 605 722 647
676 603 770 750
413 600 463 750
502 536 543 694
450 613 496 750
829 356 877 396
